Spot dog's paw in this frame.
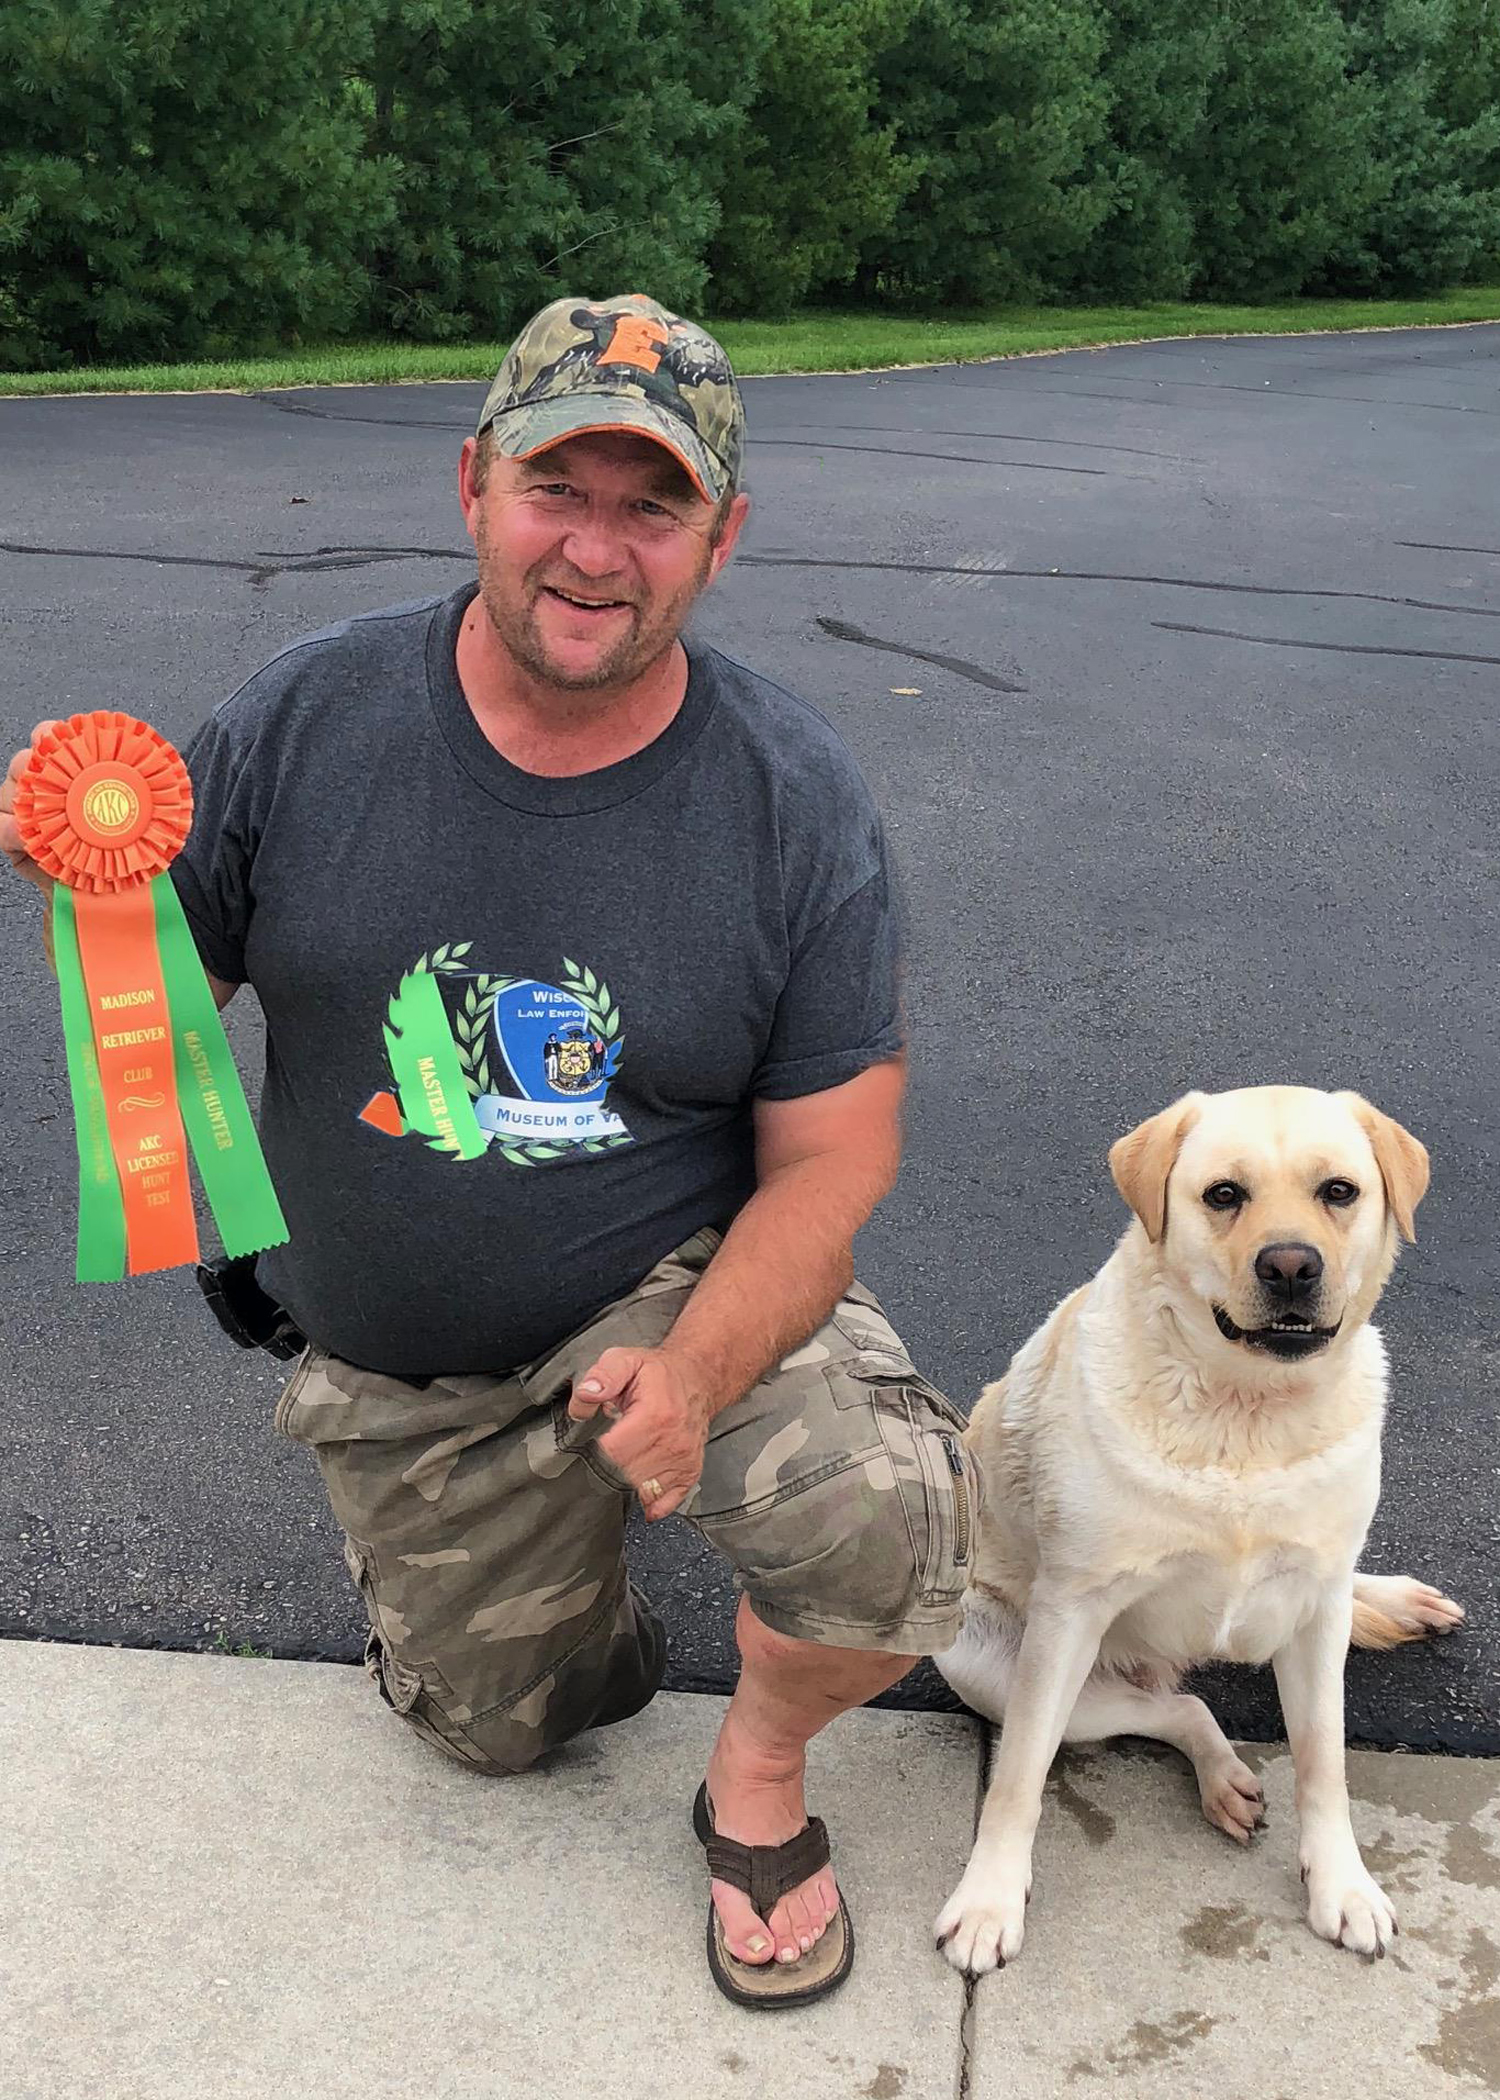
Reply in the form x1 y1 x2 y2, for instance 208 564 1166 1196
1353 1573 1464 1646
1381 1578 1464 1636
1199 1754 1266 1846
1303 1859 1397 1960
934 1863 1030 1975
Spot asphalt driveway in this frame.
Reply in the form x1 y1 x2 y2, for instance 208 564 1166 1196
2 322 1495 1749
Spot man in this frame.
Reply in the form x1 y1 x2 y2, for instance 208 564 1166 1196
2 294 978 2009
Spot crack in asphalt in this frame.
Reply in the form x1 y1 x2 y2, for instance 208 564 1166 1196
252 543 466 565
1 539 262 576
1155 619 1500 667
884 372 1500 417
1397 540 1500 558
759 438 1111 475
761 421 1188 461
741 554 1500 621
1020 370 1500 416
815 615 1027 693
249 391 467 431
0 538 466 587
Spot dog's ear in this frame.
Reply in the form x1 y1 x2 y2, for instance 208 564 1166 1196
1336 1094 1429 1242
1108 1093 1206 1244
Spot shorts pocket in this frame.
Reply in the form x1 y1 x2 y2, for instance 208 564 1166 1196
865 1379 975 1606
548 1396 632 1496
273 1347 321 1438
344 1537 497 1771
826 1285 919 1395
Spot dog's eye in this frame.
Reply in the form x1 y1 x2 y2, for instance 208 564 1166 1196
1321 1179 1359 1206
1203 1181 1245 1210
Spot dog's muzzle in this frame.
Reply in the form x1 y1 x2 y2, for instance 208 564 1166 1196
1213 1302 1342 1360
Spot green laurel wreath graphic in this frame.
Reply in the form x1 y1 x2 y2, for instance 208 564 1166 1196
403 946 630 1167
558 956 631 1159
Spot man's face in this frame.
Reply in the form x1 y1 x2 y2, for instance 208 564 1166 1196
458 429 747 692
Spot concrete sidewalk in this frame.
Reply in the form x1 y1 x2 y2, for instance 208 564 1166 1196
2 1643 1495 2100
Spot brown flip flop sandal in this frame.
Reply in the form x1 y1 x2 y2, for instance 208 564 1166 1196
693 1781 855 2009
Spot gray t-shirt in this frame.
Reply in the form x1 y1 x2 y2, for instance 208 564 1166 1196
173 583 901 1374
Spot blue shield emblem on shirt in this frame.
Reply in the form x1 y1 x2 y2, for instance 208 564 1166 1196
492 980 611 1102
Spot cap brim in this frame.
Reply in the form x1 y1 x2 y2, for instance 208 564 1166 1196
483 393 729 503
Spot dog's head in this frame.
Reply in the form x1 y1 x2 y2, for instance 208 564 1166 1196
1109 1086 1428 1365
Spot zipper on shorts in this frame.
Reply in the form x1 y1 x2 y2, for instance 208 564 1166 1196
940 1433 970 1565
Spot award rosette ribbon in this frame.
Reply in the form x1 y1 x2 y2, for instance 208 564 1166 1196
15 712 288 1279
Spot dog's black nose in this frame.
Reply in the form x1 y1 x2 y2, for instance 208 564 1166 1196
1255 1242 1323 1295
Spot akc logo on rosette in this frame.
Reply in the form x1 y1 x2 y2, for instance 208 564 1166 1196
359 947 633 1168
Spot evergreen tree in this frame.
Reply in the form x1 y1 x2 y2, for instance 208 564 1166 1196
706 0 918 316
1183 0 1369 299
857 0 1112 306
1433 0 1500 275
1068 0 1223 301
366 0 762 341
0 0 393 368
1325 0 1500 290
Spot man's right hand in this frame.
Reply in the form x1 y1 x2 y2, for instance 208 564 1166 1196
4 718 239 1006
1 722 62 897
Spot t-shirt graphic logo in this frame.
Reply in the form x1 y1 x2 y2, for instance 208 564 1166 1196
548 1029 602 1093
479 977 626 1145
358 946 633 1168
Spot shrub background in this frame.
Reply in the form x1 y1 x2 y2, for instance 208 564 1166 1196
3 0 1499 368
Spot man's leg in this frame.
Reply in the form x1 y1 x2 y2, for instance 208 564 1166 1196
690 1267 976 1969
276 1350 665 1771
516 1236 977 1969
703 1596 913 1963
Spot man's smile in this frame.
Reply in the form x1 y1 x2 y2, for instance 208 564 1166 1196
539 584 634 618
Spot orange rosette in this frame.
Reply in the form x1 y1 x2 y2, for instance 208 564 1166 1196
14 711 192 894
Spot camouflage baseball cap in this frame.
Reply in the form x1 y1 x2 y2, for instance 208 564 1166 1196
476 293 744 503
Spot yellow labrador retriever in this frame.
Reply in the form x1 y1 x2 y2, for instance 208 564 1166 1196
935 1085 1463 1975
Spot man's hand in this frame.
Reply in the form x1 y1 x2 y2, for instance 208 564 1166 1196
1 722 63 896
3 720 240 1011
567 1346 713 1522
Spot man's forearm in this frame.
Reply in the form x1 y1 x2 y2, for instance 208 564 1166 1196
660 1153 893 1418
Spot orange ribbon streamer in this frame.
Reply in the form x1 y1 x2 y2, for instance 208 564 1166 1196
69 880 200 1272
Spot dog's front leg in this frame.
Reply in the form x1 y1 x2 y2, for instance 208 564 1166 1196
1273 1582 1395 1959
936 1594 1110 1973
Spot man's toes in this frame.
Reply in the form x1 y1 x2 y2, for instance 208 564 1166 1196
711 1879 775 1965
770 1883 828 1959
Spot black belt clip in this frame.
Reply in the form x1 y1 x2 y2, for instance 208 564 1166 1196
195 1253 306 1361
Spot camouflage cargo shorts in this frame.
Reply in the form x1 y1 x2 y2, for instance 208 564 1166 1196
275 1229 979 1774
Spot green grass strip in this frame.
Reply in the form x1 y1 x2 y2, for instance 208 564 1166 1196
3 289 1499 398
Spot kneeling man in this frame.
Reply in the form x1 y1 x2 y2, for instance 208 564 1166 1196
1 294 977 2010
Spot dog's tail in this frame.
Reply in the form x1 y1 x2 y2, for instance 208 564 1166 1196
1350 1571 1465 1650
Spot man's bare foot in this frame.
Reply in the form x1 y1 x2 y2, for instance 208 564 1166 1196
704 1709 840 1967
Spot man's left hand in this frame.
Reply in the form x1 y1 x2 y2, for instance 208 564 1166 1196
567 1346 713 1521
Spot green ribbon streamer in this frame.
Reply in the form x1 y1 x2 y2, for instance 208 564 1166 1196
48 875 286 1278
383 969 487 1160
51 885 129 1282
153 875 289 1259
